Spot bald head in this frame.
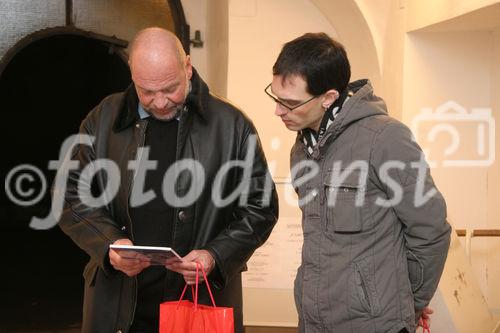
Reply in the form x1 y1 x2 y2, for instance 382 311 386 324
129 27 193 121
129 27 186 71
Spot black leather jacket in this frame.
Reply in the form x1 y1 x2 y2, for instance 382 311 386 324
58 70 279 333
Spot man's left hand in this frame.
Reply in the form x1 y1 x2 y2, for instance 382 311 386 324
165 249 215 285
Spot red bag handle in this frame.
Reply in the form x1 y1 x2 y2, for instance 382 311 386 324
177 284 195 309
194 263 200 309
418 317 431 333
196 261 216 308
177 261 216 310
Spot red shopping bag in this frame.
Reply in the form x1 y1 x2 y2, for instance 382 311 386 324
159 262 234 333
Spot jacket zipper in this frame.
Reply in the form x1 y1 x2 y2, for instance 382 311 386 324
317 157 328 329
302 131 334 160
127 120 148 328
356 264 373 313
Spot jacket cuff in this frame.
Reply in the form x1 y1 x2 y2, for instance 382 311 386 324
414 307 424 325
100 233 128 276
203 247 226 289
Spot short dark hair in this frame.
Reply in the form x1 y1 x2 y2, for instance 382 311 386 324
272 33 351 95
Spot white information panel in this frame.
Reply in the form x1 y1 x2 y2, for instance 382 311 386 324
242 217 303 290
242 182 303 327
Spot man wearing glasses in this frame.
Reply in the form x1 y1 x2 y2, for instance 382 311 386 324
267 33 451 333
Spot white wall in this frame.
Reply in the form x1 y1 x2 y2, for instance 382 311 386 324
400 9 500 327
227 0 341 325
310 0 382 93
181 0 208 80
402 27 500 316
353 0 406 120
488 27 500 315
181 0 500 328
227 0 340 180
353 0 392 75
181 0 229 97
358 1 500 322
406 0 499 31
206 0 228 97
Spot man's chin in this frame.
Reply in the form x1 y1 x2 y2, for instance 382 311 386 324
151 109 177 121
283 122 301 132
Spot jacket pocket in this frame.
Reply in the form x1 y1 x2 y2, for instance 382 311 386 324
406 249 424 292
324 169 365 235
352 257 381 317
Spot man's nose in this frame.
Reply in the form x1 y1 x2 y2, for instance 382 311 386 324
274 104 288 116
153 93 168 109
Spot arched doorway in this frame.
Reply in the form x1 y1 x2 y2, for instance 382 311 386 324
0 29 131 331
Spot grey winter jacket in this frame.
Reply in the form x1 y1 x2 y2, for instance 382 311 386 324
291 80 451 333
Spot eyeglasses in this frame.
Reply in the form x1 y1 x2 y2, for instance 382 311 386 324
264 83 318 112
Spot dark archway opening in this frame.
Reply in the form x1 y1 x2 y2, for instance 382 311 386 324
0 33 131 331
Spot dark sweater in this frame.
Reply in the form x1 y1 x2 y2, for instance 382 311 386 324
129 116 178 331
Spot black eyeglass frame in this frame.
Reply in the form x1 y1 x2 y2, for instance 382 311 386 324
264 83 318 112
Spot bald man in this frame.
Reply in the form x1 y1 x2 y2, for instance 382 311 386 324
58 27 278 333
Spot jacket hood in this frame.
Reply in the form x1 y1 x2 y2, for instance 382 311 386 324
301 79 388 159
113 68 209 132
330 79 387 136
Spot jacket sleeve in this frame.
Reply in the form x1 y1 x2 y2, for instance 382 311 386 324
371 122 451 317
56 110 127 274
203 125 279 288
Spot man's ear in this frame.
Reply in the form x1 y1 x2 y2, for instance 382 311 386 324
322 89 339 109
185 55 193 80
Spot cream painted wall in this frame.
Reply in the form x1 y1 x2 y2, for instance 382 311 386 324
357 0 406 120
313 0 403 119
227 0 342 326
181 0 208 80
184 0 384 178
227 0 340 180
181 0 228 97
181 0 500 327
353 0 392 74
355 0 500 316
487 28 500 314
402 28 500 316
206 0 228 97
310 0 381 91
406 0 499 31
